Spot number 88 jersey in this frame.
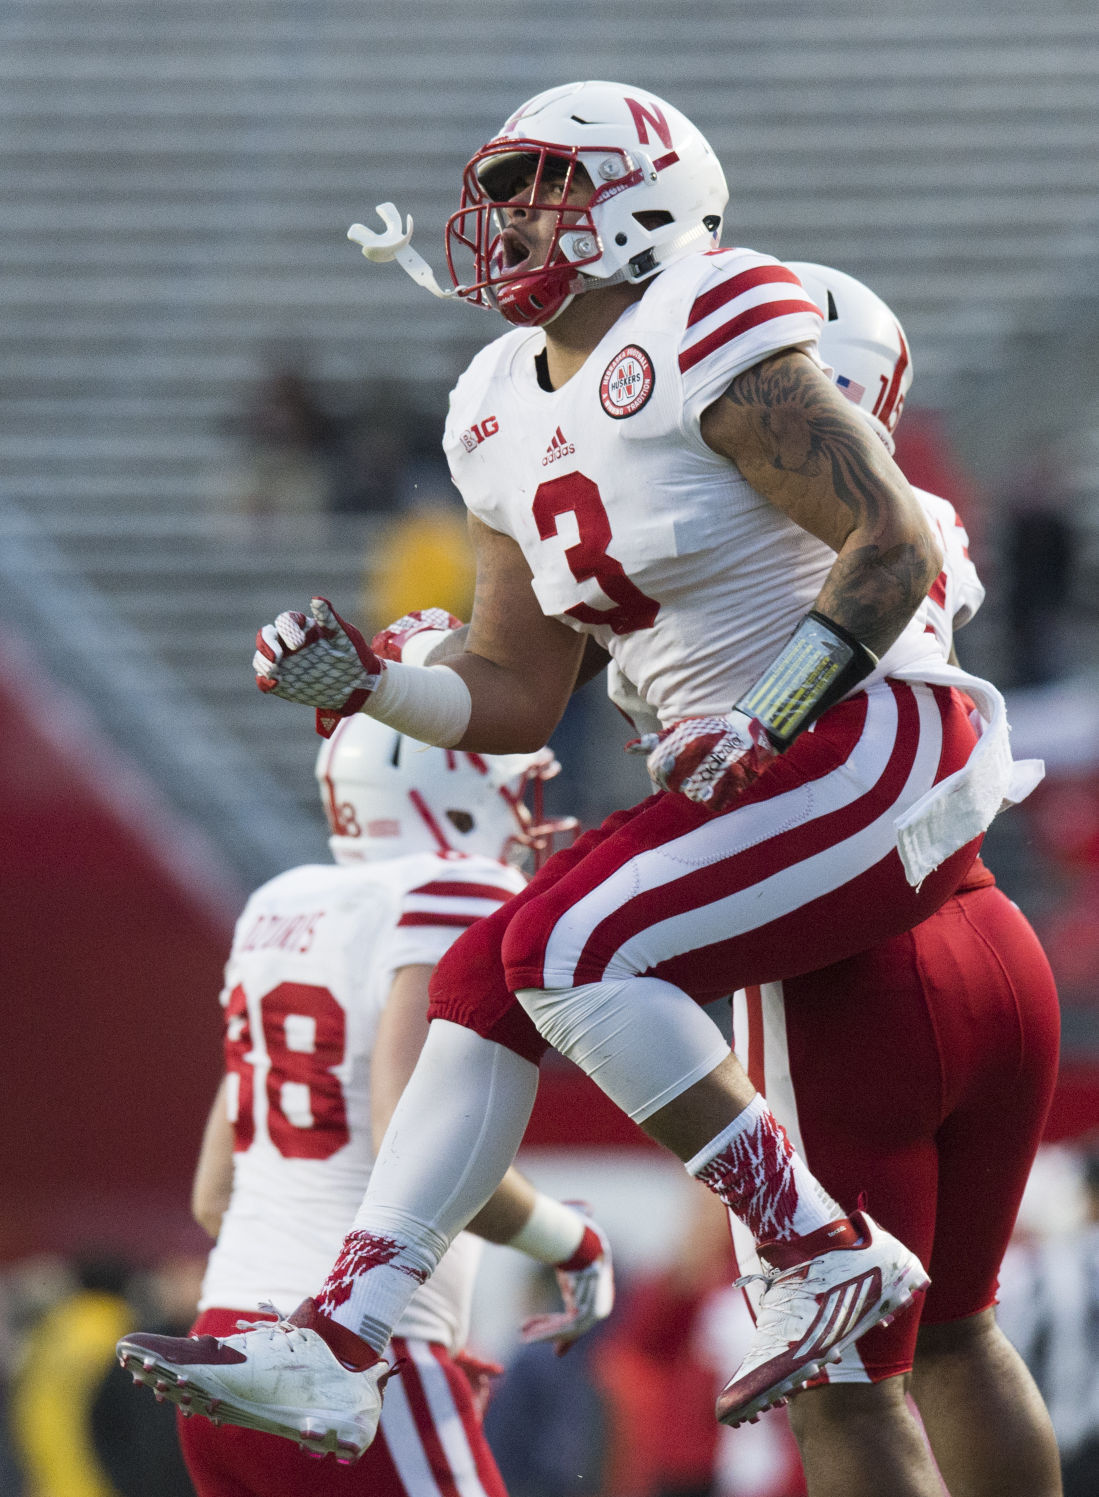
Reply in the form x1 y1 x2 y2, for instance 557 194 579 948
444 247 917 727
198 850 524 1347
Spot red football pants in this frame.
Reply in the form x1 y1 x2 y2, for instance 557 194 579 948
430 681 984 1063
728 863 1060 1380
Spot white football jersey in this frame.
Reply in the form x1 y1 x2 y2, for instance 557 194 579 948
445 248 941 727
607 486 986 734
199 851 525 1350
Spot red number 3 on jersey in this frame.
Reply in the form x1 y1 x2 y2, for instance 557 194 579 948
533 472 660 635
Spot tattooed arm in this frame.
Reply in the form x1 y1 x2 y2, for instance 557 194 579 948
700 348 941 657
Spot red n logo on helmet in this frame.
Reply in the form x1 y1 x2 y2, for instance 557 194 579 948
625 97 673 149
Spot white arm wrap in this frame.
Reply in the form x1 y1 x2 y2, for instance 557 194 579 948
400 626 465 669
506 1193 585 1265
362 661 472 748
401 631 452 669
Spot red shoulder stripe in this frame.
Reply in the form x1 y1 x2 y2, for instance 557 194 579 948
408 881 515 902
679 298 821 374
397 912 482 929
686 265 809 329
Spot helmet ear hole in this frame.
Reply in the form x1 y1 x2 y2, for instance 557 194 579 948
446 809 475 834
633 210 673 230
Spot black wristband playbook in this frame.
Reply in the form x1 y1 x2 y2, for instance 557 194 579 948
735 610 879 751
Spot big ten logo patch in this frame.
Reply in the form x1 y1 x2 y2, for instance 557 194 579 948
460 415 500 453
600 346 655 418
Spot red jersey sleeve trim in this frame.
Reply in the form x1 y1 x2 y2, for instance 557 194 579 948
397 911 482 929
679 299 822 374
407 880 515 903
686 264 811 329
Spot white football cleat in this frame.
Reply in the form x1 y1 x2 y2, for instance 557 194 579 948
716 1210 929 1427
116 1298 391 1463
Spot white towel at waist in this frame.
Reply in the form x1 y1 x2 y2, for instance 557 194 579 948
889 661 1045 887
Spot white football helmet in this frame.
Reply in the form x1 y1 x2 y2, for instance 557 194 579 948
445 80 729 327
315 715 578 868
785 262 913 452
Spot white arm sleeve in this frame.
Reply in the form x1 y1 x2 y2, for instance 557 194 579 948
364 662 472 748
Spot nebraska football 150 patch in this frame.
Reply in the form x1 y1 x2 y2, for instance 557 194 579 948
599 345 655 418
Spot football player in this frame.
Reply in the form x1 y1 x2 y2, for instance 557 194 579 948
126 716 613 1496
714 263 1061 1497
120 83 1045 1489
314 266 1063 1497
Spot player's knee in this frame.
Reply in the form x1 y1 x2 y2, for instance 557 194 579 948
511 981 577 1048
915 1306 1001 1368
512 977 630 1058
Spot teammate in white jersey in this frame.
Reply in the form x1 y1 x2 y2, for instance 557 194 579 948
122 715 614 1496
121 83 1043 1491
703 263 1060 1497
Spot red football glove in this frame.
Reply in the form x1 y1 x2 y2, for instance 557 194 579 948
253 597 384 738
370 608 465 663
628 709 776 814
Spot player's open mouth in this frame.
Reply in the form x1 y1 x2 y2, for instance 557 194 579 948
499 226 534 269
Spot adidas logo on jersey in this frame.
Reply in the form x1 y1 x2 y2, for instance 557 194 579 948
542 426 575 466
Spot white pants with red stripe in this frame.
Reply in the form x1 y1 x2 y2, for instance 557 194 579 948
430 680 983 1067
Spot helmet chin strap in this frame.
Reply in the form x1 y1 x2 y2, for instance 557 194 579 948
545 220 719 307
619 222 720 282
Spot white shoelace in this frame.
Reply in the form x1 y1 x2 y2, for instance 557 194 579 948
732 1268 818 1359
229 1302 310 1350
733 1270 774 1293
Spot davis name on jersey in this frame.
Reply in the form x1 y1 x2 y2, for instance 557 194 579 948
199 849 525 1350
445 248 942 727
